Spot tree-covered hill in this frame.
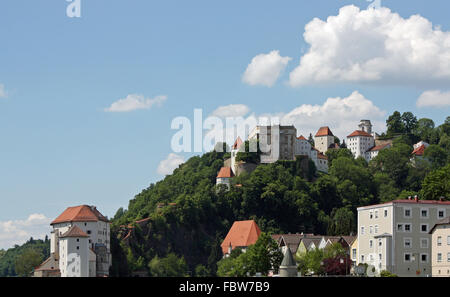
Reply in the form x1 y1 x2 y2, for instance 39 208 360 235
0 237 50 277
110 114 450 277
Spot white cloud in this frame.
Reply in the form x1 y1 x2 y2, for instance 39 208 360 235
0 214 52 250
105 94 167 112
243 50 292 87
211 104 250 118
0 84 7 98
280 91 386 140
289 5 450 87
157 153 185 175
417 90 450 108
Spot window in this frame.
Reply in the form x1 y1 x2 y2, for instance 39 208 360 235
352 249 357 259
361 226 365 235
76 239 79 242
361 255 365 263
369 240 373 248
375 211 378 219
404 238 411 248
369 226 373 234
438 236 442 246
379 239 382 247
379 254 382 260
87 230 91 234
397 224 403 232
420 208 428 218
448 236 450 245
420 224 428 233
438 253 442 262
404 208 411 218
405 224 411 232
375 225 378 234
438 209 445 219
404 253 411 262
420 238 429 249
448 253 450 262
76 246 79 250
421 254 428 263
384 209 388 217
370 212 373 219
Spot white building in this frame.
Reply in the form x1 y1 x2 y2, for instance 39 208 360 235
216 166 234 190
365 143 391 162
294 136 328 173
34 205 111 277
357 197 450 277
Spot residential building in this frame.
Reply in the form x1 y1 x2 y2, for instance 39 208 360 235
347 130 375 159
221 220 261 257
34 205 111 277
365 143 391 162
314 126 334 154
429 217 450 277
357 197 450 276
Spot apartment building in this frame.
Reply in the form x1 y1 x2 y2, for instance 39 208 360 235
429 217 450 277
357 197 450 277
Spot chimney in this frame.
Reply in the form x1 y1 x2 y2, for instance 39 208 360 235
439 197 444 202
228 242 232 255
414 195 418 203
408 196 411 200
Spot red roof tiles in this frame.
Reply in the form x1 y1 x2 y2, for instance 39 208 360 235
317 153 328 160
60 225 89 238
217 167 234 178
51 205 109 225
297 135 307 140
412 144 426 156
221 220 261 255
347 130 373 138
368 143 390 152
232 137 244 150
315 127 334 137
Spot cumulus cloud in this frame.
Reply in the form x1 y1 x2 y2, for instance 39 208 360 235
105 94 167 112
0 84 7 98
289 5 450 87
211 104 250 118
157 153 185 175
243 50 292 87
280 91 386 140
417 90 450 108
0 214 52 250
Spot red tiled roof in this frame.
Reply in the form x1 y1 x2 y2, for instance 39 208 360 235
217 167 234 178
368 143 390 152
315 127 334 137
359 199 450 209
297 135 307 140
347 130 373 138
221 220 261 255
412 144 426 156
60 225 89 238
51 205 109 225
232 137 244 150
317 153 328 160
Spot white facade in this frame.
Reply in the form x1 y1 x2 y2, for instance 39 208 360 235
59 235 89 277
347 133 375 159
357 199 450 277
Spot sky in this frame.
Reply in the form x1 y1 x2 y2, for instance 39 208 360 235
0 0 449 249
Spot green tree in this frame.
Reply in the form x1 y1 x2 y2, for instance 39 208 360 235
401 112 418 134
424 145 448 169
420 164 450 200
14 249 43 277
415 118 435 142
328 207 356 236
148 253 189 277
386 111 405 136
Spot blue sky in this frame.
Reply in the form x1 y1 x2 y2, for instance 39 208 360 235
0 0 449 249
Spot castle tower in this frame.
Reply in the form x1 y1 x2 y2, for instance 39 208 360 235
358 120 372 134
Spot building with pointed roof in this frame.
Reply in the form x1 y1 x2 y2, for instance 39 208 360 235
35 205 111 277
279 248 298 277
314 126 334 154
216 166 234 190
221 220 261 256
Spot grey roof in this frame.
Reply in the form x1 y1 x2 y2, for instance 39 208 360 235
429 216 450 234
374 233 392 238
280 247 296 267
279 234 304 254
